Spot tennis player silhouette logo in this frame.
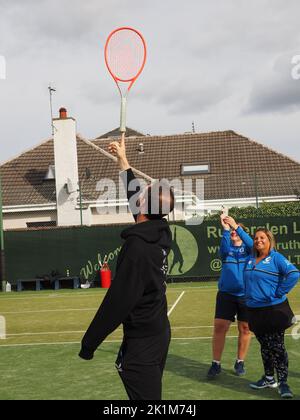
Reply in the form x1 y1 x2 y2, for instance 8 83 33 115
168 226 198 276
169 228 184 274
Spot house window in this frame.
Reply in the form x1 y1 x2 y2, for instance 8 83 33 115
181 164 210 175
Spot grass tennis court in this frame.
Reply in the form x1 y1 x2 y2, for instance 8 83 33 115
0 282 299 400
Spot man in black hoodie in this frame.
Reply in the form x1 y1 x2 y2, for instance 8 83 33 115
79 136 174 400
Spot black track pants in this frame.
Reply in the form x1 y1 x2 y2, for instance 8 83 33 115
115 327 171 400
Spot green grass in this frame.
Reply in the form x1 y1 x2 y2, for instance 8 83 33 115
0 283 299 400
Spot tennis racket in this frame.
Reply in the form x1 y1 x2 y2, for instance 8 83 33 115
104 27 147 138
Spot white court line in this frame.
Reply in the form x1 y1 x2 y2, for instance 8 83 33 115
0 287 219 302
6 331 88 337
0 284 299 301
5 322 299 339
0 341 82 348
0 293 107 301
5 325 237 337
168 291 185 317
172 325 237 329
2 304 174 315
1 308 100 315
0 334 297 348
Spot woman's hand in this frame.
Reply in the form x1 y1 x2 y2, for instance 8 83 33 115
224 216 239 230
220 215 230 231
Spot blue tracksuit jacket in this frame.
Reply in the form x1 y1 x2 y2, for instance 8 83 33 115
244 249 299 308
218 226 254 297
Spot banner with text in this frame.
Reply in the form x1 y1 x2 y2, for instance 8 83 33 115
4 216 300 284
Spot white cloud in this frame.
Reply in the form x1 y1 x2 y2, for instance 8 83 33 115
245 52 300 114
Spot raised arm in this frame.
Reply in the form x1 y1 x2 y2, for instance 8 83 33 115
108 134 141 221
108 133 130 171
219 215 231 258
224 216 253 251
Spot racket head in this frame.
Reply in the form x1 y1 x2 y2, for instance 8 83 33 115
104 27 147 89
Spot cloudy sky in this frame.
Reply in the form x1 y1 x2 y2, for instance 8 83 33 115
0 0 299 164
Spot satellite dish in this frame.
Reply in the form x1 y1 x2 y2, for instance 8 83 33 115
66 178 77 194
44 165 55 181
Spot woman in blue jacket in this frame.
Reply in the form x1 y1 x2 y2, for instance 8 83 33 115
245 228 299 399
207 216 253 379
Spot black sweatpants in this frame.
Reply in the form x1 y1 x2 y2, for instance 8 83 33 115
256 332 289 383
115 326 171 400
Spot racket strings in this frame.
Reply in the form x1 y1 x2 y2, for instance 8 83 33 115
106 30 145 81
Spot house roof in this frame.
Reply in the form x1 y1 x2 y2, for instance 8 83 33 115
1 130 300 207
97 127 145 139
0 139 56 206
93 130 300 201
0 135 151 206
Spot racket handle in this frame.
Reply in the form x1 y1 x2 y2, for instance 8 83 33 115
120 97 127 133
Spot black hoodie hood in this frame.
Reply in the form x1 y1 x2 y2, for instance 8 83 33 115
121 219 172 251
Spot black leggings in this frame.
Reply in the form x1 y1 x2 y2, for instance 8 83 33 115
256 332 288 383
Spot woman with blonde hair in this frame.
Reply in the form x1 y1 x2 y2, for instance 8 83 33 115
245 228 299 399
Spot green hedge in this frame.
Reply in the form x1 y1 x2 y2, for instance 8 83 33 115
205 201 300 221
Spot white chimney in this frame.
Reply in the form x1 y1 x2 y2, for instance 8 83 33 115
53 108 80 226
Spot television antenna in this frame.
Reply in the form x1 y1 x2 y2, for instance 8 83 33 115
48 84 56 136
